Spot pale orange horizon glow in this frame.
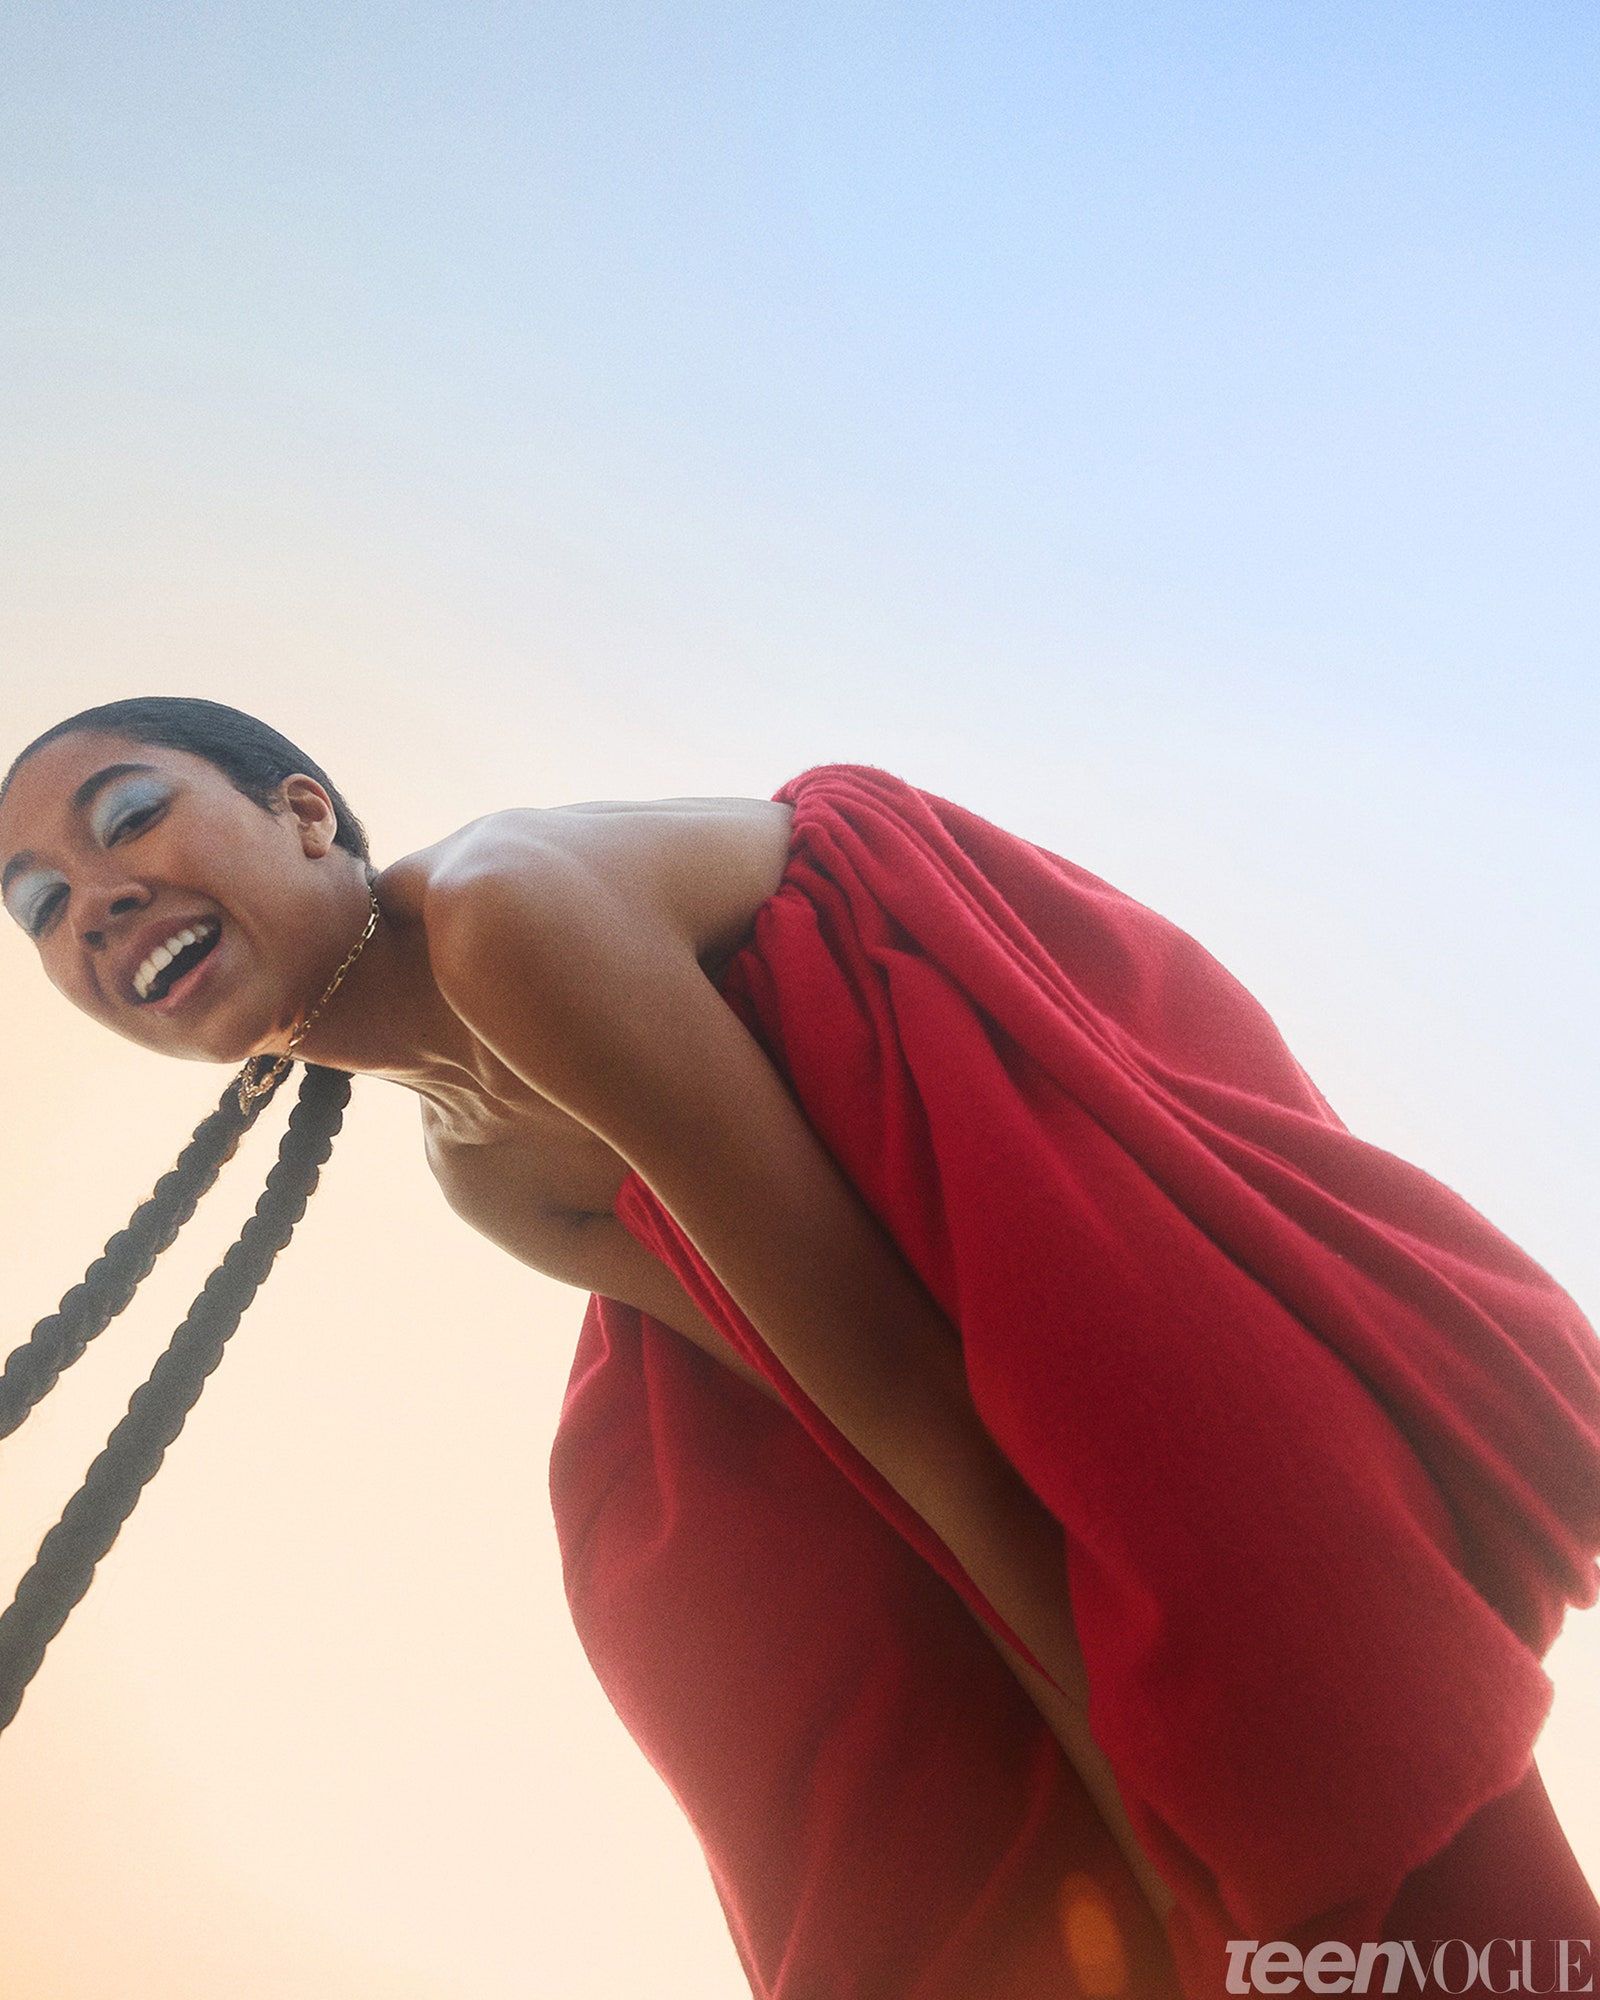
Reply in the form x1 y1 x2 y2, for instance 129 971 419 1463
0 746 753 1996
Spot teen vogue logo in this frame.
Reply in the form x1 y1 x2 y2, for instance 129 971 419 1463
1225 1940 1595 1995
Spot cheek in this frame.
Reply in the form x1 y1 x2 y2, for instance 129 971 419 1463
155 807 289 907
32 922 118 1013
40 942 101 1012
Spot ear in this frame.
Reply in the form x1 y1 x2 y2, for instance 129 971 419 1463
278 774 341 859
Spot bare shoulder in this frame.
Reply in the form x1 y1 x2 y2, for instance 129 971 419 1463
400 797 793 1061
382 795 791 982
369 790 801 1172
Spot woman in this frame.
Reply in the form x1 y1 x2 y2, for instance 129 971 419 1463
1 697 1596 2000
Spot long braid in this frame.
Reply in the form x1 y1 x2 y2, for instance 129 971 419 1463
0 1070 286 1440
0 1064 352 1734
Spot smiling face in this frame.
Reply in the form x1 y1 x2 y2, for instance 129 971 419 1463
0 729 372 1063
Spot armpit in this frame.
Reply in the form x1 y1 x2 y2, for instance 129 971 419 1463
561 1214 783 1403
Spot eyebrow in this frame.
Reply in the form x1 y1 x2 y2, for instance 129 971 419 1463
71 762 157 813
2 763 159 896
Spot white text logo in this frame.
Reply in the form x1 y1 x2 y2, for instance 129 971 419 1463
1224 1940 1595 1995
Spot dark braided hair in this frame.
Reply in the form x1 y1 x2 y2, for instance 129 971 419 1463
0 698 368 1734
0 1078 265 1441
0 1064 350 1731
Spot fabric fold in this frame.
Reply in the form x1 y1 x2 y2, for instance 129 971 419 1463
550 765 1600 1991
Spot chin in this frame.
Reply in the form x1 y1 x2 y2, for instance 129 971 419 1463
112 998 283 1070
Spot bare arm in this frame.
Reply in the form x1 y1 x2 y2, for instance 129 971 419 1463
426 816 1173 1917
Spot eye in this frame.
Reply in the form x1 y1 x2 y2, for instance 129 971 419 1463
5 871 69 940
107 802 164 841
27 885 68 938
90 776 171 847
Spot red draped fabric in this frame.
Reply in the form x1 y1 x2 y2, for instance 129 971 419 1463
549 766 1600 1996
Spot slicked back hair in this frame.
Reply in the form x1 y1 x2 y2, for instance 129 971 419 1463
3 695 370 863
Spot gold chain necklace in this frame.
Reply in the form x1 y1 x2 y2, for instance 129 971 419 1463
235 890 380 1114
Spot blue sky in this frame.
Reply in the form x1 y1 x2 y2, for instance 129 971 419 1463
6 2 1598 764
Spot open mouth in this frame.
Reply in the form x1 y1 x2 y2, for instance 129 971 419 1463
132 919 222 1004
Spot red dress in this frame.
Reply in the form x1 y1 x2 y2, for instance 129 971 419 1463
549 767 1600 1998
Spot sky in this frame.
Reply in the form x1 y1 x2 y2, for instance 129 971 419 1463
1 4 1597 1993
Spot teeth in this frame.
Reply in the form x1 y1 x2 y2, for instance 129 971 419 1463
133 922 216 1002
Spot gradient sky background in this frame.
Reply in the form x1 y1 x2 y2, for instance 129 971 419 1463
1 5 1597 1994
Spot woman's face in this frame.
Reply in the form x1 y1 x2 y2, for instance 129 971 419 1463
0 730 358 1063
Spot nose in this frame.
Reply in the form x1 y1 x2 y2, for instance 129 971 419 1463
79 884 151 951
